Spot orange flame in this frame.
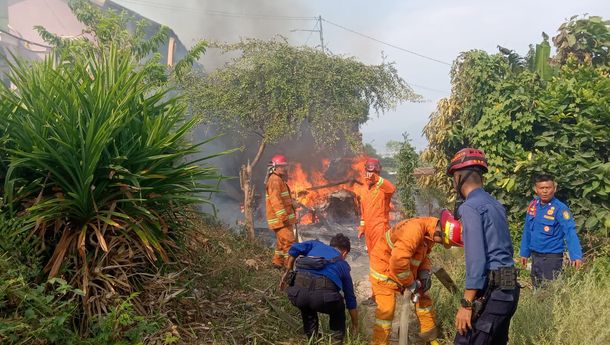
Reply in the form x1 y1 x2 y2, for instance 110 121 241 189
288 156 369 224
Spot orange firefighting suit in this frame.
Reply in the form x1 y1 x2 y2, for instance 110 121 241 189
265 172 297 267
369 217 439 344
356 176 396 252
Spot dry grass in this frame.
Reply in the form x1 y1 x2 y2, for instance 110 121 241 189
137 213 374 345
427 247 610 345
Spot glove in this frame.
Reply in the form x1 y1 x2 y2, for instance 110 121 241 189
418 270 432 292
405 280 421 295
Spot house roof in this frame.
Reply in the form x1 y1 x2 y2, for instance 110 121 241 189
8 0 85 48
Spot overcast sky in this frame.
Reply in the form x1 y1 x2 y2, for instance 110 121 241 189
114 0 609 153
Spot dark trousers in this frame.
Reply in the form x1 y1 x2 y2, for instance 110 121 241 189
454 287 520 345
531 252 563 288
286 273 346 344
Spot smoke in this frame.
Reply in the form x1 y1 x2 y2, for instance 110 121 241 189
112 1 373 226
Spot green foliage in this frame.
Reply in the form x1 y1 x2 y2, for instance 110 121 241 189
34 0 206 85
82 294 160 345
533 33 554 81
394 134 418 217
0 255 79 344
0 46 223 316
184 38 420 151
553 15 610 66
422 15 610 239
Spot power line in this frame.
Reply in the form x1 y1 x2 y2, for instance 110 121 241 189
409 83 449 94
117 0 316 20
321 18 451 66
303 21 318 46
114 1 450 94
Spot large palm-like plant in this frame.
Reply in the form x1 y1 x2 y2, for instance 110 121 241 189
0 46 222 315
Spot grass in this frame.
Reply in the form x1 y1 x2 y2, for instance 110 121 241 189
4 210 607 344
427 246 610 345
149 214 373 345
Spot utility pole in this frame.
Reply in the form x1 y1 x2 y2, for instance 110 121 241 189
291 15 326 53
318 15 325 53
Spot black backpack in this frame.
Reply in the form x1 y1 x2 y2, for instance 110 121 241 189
294 255 343 270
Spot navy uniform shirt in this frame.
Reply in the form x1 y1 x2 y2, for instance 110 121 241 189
459 188 515 290
519 197 583 260
288 240 357 310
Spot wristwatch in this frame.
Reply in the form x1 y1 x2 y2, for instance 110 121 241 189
460 298 474 309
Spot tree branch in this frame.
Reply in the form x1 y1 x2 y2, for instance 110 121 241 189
250 140 267 169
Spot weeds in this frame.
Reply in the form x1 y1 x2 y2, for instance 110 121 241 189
428 246 610 345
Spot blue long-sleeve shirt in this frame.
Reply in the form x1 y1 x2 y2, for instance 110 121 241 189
519 197 583 260
459 188 515 290
288 240 357 310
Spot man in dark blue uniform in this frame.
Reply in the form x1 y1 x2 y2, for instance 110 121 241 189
519 173 583 288
280 233 358 345
447 148 520 345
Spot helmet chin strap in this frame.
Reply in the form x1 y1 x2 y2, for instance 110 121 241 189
264 164 277 185
453 169 476 219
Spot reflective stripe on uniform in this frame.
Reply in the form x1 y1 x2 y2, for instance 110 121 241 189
268 218 280 224
376 177 384 187
370 268 400 288
274 250 289 257
416 306 433 312
275 209 286 215
375 318 393 329
396 271 410 279
370 268 390 282
411 258 422 266
288 214 295 219
385 231 394 249
360 220 365 226
280 191 290 197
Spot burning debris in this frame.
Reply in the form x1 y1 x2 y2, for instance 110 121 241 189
289 156 369 225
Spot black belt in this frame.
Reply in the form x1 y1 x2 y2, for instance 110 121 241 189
294 272 338 291
531 251 563 258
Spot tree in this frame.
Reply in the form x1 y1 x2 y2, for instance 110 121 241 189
184 38 420 240
421 15 610 241
394 134 418 217
553 15 610 66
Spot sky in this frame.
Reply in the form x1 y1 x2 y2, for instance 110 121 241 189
113 0 610 154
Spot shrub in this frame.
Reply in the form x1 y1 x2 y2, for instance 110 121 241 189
0 255 79 344
0 46 223 318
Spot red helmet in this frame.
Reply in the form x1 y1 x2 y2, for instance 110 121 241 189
269 154 288 167
439 209 463 247
446 147 488 176
364 158 381 172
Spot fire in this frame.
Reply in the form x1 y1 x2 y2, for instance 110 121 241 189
288 156 369 224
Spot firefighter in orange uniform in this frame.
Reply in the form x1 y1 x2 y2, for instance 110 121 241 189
265 154 297 268
356 158 396 252
369 213 463 345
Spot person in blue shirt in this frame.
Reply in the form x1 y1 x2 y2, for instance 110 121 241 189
447 148 519 345
280 233 358 344
519 173 583 288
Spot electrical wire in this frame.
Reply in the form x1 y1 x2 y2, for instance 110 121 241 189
321 18 451 66
303 20 318 46
113 1 450 94
409 83 449 94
